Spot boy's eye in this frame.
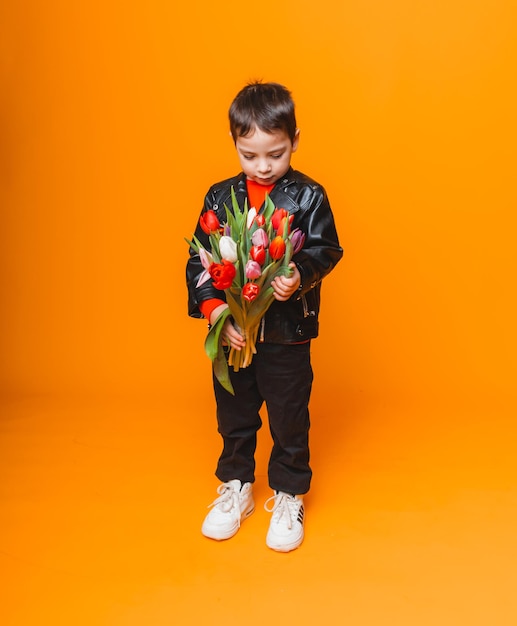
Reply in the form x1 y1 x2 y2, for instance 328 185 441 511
243 155 255 160
271 154 282 159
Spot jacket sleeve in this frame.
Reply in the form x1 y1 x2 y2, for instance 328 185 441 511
291 185 343 296
185 189 228 318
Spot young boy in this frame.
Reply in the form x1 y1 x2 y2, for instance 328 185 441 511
186 81 342 552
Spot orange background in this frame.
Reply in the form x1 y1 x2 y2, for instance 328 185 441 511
1 1 517 625
1 0 516 407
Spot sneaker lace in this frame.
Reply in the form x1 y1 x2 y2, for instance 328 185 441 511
264 492 296 529
208 482 241 521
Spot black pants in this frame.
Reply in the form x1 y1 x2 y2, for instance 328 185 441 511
213 342 314 495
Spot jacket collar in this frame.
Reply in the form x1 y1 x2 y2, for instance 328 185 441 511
232 167 301 213
235 167 296 190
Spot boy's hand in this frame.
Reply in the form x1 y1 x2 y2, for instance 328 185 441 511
271 263 301 301
210 304 246 350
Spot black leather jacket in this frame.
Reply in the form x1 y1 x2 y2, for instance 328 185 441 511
186 168 343 344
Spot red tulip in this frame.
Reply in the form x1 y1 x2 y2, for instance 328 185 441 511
269 236 286 260
242 282 260 302
199 210 220 235
254 214 266 227
271 208 289 231
250 245 266 266
276 215 294 236
208 260 236 290
271 209 294 232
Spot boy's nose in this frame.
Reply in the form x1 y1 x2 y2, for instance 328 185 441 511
257 160 271 173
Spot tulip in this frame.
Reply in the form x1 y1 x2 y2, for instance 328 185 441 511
198 247 213 270
219 235 238 263
275 216 288 237
196 270 211 287
209 260 236 290
250 244 266 266
199 210 220 235
242 282 260 302
271 208 289 231
290 228 306 254
196 247 214 287
251 228 269 248
246 207 257 230
254 214 266 227
245 260 262 279
269 236 286 260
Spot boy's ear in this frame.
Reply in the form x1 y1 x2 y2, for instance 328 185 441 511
292 128 300 152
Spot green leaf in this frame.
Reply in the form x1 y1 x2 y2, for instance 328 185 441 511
231 187 241 216
213 346 234 395
208 232 222 263
225 203 238 232
184 237 198 252
204 308 234 395
263 194 276 221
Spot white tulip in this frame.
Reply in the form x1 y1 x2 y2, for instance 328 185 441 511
218 236 238 262
247 207 257 230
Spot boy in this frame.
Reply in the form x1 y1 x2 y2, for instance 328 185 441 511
186 81 342 552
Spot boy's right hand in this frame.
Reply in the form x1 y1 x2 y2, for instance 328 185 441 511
210 304 245 350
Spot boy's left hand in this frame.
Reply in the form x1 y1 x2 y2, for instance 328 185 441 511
271 263 301 301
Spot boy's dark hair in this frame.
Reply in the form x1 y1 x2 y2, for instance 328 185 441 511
229 81 297 143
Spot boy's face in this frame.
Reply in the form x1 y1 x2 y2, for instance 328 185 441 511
235 127 299 186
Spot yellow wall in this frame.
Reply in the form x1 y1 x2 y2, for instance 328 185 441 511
1 1 516 412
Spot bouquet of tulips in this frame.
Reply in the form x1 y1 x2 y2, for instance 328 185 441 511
187 188 305 395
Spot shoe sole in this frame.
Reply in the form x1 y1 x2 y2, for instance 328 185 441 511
266 529 304 552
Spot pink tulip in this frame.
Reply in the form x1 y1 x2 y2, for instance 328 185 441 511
245 260 262 279
196 247 214 287
199 247 213 270
252 228 269 247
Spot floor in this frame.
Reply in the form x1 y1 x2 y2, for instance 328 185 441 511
1 391 516 625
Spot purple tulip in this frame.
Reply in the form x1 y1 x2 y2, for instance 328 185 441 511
290 228 305 254
252 228 269 248
245 260 262 279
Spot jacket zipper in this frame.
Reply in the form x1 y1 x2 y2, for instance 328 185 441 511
302 294 316 318
302 294 309 318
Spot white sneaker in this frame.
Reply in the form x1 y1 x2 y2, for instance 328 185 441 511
264 491 305 552
201 480 254 540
